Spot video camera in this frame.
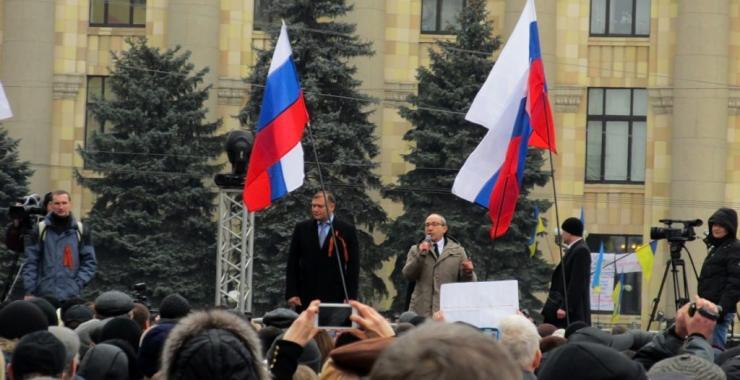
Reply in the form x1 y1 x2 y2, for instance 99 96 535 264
8 194 46 231
131 282 151 310
650 219 702 243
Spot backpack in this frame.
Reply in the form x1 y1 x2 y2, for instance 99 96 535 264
38 220 84 246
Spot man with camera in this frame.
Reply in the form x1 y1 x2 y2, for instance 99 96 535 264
697 207 740 348
22 190 96 302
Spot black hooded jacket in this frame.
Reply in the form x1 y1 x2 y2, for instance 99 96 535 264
697 207 740 315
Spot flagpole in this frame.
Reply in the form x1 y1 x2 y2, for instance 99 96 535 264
305 121 351 303
541 99 570 326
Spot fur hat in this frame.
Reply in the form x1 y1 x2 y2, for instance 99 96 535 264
330 337 394 376
561 217 584 237
161 309 269 380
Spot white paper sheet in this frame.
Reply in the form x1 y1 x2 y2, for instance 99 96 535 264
440 280 519 328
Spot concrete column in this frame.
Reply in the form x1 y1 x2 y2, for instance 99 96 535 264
342 2 385 134
671 1 728 222
662 0 729 316
505 0 556 84
167 0 220 122
1 0 54 193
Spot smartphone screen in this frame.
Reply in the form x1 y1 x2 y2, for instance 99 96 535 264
480 327 499 340
318 304 354 328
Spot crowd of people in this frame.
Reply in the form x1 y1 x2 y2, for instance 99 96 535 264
0 289 739 379
5 189 740 379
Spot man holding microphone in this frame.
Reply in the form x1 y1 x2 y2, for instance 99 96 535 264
403 213 476 317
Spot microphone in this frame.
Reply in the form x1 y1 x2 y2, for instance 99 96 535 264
423 234 433 248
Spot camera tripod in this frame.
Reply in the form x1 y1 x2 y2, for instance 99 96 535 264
647 240 699 330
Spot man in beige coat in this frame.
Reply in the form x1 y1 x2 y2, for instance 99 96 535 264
403 213 476 317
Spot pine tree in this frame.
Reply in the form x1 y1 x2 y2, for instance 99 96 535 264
78 38 222 306
239 0 387 313
0 127 33 296
383 0 553 314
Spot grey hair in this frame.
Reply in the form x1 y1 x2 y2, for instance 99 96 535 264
370 322 520 380
499 314 540 370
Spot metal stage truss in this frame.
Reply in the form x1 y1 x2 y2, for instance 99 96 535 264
215 188 254 314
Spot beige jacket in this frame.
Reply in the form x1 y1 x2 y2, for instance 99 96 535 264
402 238 476 317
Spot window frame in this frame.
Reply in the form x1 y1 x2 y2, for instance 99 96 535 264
585 87 647 184
420 0 465 35
586 233 643 316
85 75 110 149
89 0 146 28
589 0 650 37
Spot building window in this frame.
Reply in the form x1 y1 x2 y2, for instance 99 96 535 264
421 0 464 34
586 88 647 183
90 0 146 27
85 76 113 147
586 234 643 315
590 0 650 36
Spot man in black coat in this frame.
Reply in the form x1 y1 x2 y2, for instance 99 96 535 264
541 217 591 328
285 191 359 311
697 207 740 349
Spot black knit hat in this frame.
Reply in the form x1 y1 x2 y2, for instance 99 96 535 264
561 217 584 237
11 330 66 379
29 297 59 326
101 317 142 353
159 294 191 320
0 300 49 339
170 329 261 380
648 354 725 380
537 342 647 380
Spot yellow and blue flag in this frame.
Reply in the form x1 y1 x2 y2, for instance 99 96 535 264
591 241 605 293
635 241 657 283
611 273 625 323
528 206 546 256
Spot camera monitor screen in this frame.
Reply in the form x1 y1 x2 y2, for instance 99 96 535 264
317 303 354 328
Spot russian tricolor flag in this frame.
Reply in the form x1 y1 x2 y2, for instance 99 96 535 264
244 22 309 212
452 0 555 238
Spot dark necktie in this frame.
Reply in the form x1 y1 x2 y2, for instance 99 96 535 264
433 243 440 260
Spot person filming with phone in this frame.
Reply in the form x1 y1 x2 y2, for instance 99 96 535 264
402 213 476 317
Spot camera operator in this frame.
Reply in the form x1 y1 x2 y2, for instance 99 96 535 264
22 190 96 303
697 207 740 349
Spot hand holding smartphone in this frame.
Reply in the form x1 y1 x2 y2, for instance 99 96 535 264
315 303 358 329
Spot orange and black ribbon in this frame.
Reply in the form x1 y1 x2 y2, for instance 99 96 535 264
327 230 349 267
